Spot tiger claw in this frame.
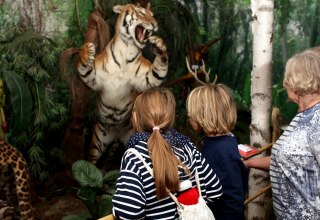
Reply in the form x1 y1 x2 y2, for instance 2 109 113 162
149 36 167 54
80 42 96 65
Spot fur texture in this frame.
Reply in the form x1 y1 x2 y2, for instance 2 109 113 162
0 139 33 220
77 4 168 164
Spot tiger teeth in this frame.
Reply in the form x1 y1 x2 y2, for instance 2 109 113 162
142 29 146 38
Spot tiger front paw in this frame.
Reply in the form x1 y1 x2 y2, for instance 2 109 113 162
78 43 96 68
149 36 167 56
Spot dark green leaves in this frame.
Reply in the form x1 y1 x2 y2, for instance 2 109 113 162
71 160 119 218
72 160 103 187
3 70 32 133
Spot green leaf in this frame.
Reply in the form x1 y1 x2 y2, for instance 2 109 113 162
78 186 98 218
106 188 116 196
72 160 103 187
77 186 96 202
3 70 32 133
103 170 119 183
5 31 51 52
97 194 113 217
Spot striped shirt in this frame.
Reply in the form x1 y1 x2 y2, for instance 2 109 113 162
270 103 320 219
112 137 223 219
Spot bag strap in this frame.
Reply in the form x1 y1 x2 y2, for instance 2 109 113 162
127 148 184 208
194 169 203 197
127 148 203 209
127 148 154 176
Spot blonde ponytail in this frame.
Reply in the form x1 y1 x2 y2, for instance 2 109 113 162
132 88 182 199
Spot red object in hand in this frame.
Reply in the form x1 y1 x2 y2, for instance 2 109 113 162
238 144 261 159
177 187 199 205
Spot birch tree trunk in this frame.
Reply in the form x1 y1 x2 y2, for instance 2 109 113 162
247 0 274 219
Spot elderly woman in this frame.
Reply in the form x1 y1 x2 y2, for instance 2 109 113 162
244 50 320 219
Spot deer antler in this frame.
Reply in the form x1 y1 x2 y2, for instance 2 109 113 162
185 57 217 85
199 60 211 83
186 57 206 85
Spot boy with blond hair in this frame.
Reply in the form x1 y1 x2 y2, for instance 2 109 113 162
187 84 248 220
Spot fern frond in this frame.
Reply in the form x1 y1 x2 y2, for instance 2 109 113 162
28 144 46 165
5 31 48 52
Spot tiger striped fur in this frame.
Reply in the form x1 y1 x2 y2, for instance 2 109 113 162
77 4 168 164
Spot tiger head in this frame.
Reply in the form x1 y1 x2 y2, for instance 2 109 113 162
113 4 158 49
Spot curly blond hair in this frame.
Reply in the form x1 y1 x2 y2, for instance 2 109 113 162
186 84 237 135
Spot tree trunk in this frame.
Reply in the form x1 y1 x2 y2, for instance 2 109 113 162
4 0 70 36
61 9 110 169
248 0 274 219
202 0 209 43
309 1 320 47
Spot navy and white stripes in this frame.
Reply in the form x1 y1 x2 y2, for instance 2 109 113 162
112 139 223 219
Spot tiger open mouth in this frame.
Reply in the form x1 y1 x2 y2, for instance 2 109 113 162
135 25 152 43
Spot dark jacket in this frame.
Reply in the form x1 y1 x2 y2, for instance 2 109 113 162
203 134 248 220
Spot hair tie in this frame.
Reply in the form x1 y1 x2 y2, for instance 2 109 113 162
153 126 160 131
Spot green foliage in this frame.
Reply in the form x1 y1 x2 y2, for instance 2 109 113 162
66 0 94 47
0 14 70 181
271 0 318 122
152 0 201 57
2 71 33 133
188 0 317 130
0 5 20 42
70 160 119 219
73 160 103 187
98 0 131 18
153 0 201 79
232 71 251 110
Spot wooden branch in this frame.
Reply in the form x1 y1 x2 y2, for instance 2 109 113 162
258 143 273 153
163 73 194 87
193 37 220 61
75 0 82 34
244 184 271 206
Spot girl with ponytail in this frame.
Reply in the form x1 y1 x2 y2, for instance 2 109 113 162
112 87 222 219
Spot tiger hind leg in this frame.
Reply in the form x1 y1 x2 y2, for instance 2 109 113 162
88 123 116 165
88 122 133 165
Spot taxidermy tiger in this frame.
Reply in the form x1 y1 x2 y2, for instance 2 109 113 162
77 3 168 164
0 139 34 220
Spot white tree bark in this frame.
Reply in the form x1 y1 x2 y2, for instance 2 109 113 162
248 0 274 219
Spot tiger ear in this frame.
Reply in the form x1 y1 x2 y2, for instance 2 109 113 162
136 2 151 10
113 5 123 14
